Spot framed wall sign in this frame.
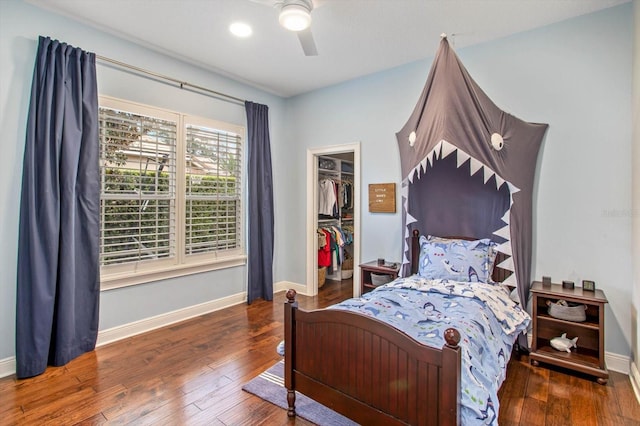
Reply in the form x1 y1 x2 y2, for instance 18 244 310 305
368 183 396 213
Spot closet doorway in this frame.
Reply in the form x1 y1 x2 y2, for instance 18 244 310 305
306 143 361 297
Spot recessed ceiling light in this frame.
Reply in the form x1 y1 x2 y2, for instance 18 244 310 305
229 22 252 38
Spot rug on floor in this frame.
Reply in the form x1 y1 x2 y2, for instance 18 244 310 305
241 360 358 426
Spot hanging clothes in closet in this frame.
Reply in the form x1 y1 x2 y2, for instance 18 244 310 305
340 178 354 218
318 228 331 269
319 177 339 219
317 225 353 274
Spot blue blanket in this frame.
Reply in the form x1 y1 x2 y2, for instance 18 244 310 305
330 275 530 425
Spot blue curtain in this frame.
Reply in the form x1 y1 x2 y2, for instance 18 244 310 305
16 36 100 378
245 101 274 304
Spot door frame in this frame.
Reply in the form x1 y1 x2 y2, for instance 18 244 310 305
306 142 361 296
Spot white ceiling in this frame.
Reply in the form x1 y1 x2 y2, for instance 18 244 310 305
27 0 629 98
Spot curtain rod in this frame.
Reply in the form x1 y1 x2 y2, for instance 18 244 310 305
95 54 246 105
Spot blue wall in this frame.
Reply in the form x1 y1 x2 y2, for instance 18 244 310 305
0 0 633 364
287 4 633 355
0 0 286 361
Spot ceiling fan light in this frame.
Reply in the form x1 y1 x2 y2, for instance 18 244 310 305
279 4 311 32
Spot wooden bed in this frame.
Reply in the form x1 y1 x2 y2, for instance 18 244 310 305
284 230 511 425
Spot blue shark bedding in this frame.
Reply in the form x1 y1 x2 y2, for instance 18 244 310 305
330 275 530 425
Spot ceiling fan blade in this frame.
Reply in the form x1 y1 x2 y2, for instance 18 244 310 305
297 28 318 56
247 0 280 7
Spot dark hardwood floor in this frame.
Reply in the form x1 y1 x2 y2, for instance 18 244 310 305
1 278 638 425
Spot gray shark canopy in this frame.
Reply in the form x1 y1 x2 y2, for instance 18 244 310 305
396 38 548 307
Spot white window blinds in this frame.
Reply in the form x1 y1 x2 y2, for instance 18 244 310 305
99 106 177 266
97 96 245 287
185 123 242 255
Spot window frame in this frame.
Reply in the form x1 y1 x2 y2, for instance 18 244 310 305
99 96 246 290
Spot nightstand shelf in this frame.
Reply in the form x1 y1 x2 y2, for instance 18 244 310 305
535 312 600 330
529 281 608 384
533 345 600 366
359 261 399 294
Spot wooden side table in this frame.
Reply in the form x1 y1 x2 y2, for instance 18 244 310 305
359 261 399 294
529 281 608 384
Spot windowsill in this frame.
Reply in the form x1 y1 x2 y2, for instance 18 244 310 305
100 254 247 291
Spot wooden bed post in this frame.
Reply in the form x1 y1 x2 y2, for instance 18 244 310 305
441 327 461 426
411 229 420 275
284 289 297 418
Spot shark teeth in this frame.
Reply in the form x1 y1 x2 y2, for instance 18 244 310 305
402 140 519 285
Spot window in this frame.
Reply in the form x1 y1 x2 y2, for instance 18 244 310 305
185 121 242 255
99 97 245 288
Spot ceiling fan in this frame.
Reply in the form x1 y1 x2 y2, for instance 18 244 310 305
252 0 319 56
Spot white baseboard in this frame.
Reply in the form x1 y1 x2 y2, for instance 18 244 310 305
606 351 630 374
274 280 307 295
0 357 16 379
630 361 640 404
0 292 247 379
96 291 246 347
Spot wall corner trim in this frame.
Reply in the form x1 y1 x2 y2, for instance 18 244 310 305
630 361 640 405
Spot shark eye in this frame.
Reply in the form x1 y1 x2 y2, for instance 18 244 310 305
490 133 504 151
408 131 417 146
